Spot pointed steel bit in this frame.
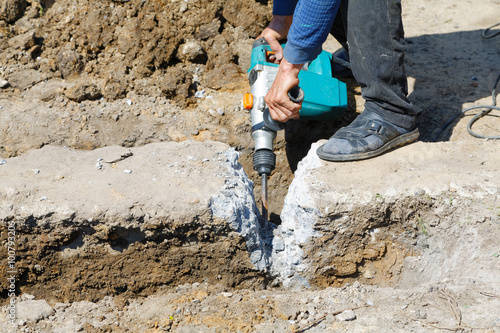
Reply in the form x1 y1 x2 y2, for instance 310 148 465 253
261 173 268 225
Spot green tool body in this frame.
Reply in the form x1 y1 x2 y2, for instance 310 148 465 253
248 39 348 120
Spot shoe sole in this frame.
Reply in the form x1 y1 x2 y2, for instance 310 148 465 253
316 128 420 162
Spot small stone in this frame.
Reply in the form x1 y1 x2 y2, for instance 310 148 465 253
124 169 132 174
363 269 375 279
57 49 84 79
0 79 9 88
95 159 103 170
0 159 7 165
178 40 206 63
414 310 427 320
65 83 102 102
231 294 242 303
20 294 35 301
325 313 335 324
273 238 285 252
336 310 356 321
208 109 220 117
54 303 69 310
196 19 221 40
8 31 36 50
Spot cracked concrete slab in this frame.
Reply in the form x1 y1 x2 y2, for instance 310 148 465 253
0 141 269 302
273 140 500 289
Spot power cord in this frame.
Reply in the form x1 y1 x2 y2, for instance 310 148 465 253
432 22 500 142
482 21 500 39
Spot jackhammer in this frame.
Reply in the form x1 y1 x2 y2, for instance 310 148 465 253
243 38 348 223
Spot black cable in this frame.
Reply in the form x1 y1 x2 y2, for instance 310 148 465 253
482 22 500 39
432 73 500 141
466 72 500 139
432 23 500 142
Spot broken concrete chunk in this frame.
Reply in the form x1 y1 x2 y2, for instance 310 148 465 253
210 148 269 271
17 299 54 322
336 310 356 322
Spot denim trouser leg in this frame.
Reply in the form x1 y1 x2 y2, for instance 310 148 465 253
330 0 419 130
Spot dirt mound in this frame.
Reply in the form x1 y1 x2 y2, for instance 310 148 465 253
0 0 270 104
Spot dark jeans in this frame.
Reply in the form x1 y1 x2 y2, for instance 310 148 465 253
330 0 420 130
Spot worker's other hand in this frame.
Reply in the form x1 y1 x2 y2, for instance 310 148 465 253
257 15 293 63
265 58 304 122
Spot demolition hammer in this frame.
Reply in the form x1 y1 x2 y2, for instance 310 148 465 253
243 38 348 223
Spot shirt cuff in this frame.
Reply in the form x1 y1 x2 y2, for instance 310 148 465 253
283 42 323 64
273 0 299 16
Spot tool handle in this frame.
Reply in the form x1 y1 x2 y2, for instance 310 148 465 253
263 109 285 131
252 37 269 49
263 86 304 131
288 86 304 103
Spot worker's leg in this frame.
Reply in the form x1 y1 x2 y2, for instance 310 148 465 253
318 0 420 161
347 0 419 128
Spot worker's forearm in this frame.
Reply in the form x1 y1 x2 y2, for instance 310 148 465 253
284 0 342 64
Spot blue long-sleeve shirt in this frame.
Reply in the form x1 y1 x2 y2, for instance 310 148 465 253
273 0 341 64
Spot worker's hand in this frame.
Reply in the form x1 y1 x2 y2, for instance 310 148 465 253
265 58 304 122
257 15 293 63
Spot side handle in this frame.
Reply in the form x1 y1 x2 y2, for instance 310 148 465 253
263 86 304 131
